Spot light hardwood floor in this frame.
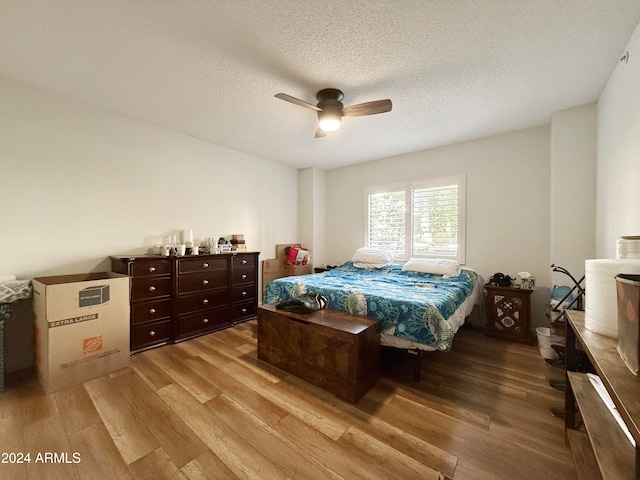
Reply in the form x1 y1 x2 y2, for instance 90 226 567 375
0 320 576 480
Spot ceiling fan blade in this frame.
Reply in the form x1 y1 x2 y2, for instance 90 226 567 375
342 99 392 117
314 127 328 138
275 93 322 112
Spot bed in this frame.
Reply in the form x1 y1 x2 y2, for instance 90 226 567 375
263 259 483 370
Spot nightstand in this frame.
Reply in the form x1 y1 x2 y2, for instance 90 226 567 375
484 284 535 344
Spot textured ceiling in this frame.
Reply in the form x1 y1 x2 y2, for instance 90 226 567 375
1 1 639 170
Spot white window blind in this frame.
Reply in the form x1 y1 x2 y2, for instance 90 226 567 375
367 190 406 256
365 176 466 263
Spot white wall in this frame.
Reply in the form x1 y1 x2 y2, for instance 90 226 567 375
325 126 552 328
550 104 597 285
597 21 640 257
297 167 326 267
0 77 299 280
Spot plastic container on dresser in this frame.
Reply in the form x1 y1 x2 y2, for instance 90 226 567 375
111 252 259 353
110 256 173 353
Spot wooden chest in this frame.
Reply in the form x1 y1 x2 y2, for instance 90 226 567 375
257 303 380 403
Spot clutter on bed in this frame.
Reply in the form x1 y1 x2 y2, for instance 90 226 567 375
276 292 327 314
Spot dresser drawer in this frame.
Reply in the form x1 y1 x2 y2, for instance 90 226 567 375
232 267 255 285
179 308 229 337
178 257 227 274
232 254 256 269
231 301 256 321
131 320 172 351
131 298 172 324
231 285 256 303
130 259 172 277
131 276 172 301
178 270 228 294
178 289 228 314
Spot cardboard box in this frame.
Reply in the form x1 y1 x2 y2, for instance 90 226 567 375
32 272 130 394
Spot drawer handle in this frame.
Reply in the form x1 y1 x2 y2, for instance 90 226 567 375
149 286 156 292
241 308 247 313
241 274 247 280
241 291 247 296
241 259 247 265
149 330 156 337
149 308 156 314
203 262 209 268
202 279 209 285
149 266 156 273
203 318 209 324
203 299 209 304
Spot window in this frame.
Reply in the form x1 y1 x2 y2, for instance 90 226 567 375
365 175 466 263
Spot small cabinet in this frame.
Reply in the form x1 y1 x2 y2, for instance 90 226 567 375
484 284 535 344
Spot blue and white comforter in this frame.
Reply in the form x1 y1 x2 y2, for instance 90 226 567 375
263 262 479 351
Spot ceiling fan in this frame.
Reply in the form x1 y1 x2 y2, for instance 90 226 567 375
275 88 392 138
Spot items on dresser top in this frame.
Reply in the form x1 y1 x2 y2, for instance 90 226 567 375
111 252 259 353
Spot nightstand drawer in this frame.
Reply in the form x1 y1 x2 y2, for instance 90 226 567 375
131 276 172 301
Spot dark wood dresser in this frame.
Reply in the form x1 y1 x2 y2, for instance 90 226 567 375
111 252 259 353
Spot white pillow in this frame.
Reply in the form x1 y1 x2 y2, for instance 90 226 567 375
351 247 395 268
402 258 460 278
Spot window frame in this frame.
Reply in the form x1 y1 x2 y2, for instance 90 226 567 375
364 175 466 264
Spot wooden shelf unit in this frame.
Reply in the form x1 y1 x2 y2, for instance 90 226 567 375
565 310 640 479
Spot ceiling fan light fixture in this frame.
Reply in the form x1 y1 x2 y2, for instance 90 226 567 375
275 88 391 138
317 107 342 132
